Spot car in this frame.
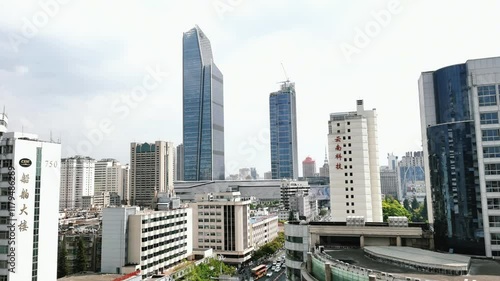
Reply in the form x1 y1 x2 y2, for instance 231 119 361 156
266 272 273 277
274 267 280 272
282 263 286 268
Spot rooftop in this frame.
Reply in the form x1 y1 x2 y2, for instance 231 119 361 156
57 273 123 281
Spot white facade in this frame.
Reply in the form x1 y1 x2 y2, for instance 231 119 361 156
0 131 61 281
95 159 127 201
250 215 279 249
284 223 310 281
128 208 192 279
328 100 382 222
101 206 140 274
281 180 310 211
130 141 174 207
189 192 253 264
60 156 96 210
101 206 192 279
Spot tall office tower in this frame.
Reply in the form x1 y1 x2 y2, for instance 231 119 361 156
387 153 398 170
121 164 130 204
419 57 500 257
130 141 174 207
94 159 126 201
319 148 330 177
190 191 253 264
302 156 316 177
250 167 258 179
380 166 399 199
183 25 225 181
175 144 184 181
270 81 299 179
328 100 382 222
0 113 61 280
60 155 96 210
398 151 425 201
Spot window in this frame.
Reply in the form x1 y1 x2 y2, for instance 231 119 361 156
345 188 348 191
0 261 6 269
492 233 500 245
0 246 6 254
0 203 8 210
352 210 355 214
347 122 350 125
337 123 340 126
484 147 500 158
485 164 500 175
486 181 500 192
346 210 350 214
1 160 11 168
351 202 355 206
0 232 7 239
480 112 499 124
487 198 500 209
489 216 500 227
346 202 349 206
345 195 349 198
351 195 354 198
347 129 351 132
478 85 497 106
483 129 500 141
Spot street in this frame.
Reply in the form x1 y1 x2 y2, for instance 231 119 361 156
238 249 287 281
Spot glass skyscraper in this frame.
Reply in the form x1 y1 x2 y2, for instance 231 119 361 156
269 82 298 179
419 57 500 257
182 25 225 181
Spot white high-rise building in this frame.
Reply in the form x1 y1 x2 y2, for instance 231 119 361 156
121 164 130 205
328 100 382 222
130 141 174 207
0 112 62 280
94 159 128 203
60 155 96 210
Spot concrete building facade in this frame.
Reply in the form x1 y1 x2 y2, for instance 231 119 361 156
0 122 62 280
302 156 316 178
327 100 382 222
130 141 174 207
250 215 279 249
189 192 253 264
94 159 127 203
60 156 96 210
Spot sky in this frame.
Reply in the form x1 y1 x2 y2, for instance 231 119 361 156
1 0 500 177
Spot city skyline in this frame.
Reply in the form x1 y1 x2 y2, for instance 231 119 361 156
2 1 500 176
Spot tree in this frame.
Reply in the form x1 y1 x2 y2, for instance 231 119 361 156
73 237 87 273
421 199 428 221
411 197 420 210
319 209 328 216
185 257 236 280
288 211 295 221
57 240 69 278
403 198 410 211
382 197 411 222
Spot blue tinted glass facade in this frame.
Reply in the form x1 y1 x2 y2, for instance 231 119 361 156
426 64 484 255
270 83 298 179
183 26 225 181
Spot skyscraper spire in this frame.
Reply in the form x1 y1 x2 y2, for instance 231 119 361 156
324 146 328 164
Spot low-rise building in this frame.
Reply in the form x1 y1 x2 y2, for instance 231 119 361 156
250 215 279 249
189 192 253 264
101 206 193 280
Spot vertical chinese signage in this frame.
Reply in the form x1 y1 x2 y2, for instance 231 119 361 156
335 136 343 170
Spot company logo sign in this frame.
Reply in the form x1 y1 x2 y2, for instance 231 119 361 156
19 158 32 168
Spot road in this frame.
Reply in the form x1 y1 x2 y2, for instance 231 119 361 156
238 249 287 281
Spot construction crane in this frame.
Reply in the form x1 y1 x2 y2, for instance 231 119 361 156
277 62 290 85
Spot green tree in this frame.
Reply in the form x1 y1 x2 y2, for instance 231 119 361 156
403 198 410 211
421 199 428 221
382 197 411 222
319 209 328 216
411 197 420 210
57 240 69 278
185 257 236 280
288 211 295 221
73 237 87 273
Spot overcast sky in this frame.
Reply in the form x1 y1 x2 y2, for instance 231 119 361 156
1 0 500 177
